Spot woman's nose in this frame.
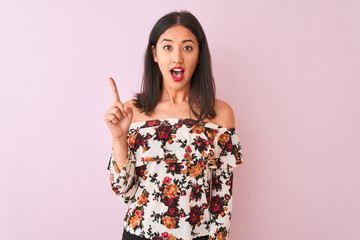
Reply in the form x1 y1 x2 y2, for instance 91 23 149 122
172 49 184 63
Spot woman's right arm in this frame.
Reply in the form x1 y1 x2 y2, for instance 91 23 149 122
104 77 138 204
107 140 138 204
111 136 128 170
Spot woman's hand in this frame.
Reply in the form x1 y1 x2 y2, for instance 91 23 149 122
104 77 133 140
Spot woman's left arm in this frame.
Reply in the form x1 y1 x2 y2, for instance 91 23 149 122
209 124 243 239
209 167 235 240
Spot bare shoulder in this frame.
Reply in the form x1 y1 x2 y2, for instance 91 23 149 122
123 99 144 122
123 99 138 116
123 99 135 108
213 99 236 128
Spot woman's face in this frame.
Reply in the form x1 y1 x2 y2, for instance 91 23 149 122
152 25 199 88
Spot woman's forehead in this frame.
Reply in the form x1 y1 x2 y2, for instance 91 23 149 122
158 25 197 44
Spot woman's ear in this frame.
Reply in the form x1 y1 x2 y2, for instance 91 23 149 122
151 45 158 62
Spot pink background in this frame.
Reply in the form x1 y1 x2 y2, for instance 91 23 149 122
1 0 359 239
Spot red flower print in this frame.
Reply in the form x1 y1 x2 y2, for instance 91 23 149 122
181 118 197 127
187 205 202 226
135 210 143 218
169 164 176 171
163 196 175 207
144 119 161 127
185 145 192 153
211 195 224 215
155 126 172 142
161 232 169 238
168 206 179 217
225 194 231 200
163 176 172 185
223 141 234 152
133 135 144 150
190 184 202 201
135 165 147 177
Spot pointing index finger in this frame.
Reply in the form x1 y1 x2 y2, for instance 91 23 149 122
109 77 121 103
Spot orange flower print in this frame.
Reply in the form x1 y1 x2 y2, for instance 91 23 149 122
216 232 226 240
113 162 120 174
107 118 241 239
137 194 148 205
218 133 230 145
207 131 216 140
130 215 141 229
169 234 177 240
191 125 205 134
144 157 156 162
189 163 203 178
184 152 192 160
128 134 136 147
161 232 177 240
162 216 176 229
164 183 179 198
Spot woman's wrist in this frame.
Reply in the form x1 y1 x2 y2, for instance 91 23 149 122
111 135 127 143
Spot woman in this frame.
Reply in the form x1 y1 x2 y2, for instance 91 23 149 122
104 11 243 240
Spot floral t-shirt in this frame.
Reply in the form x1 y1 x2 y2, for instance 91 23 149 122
107 118 243 240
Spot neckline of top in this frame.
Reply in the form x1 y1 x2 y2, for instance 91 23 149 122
129 117 235 131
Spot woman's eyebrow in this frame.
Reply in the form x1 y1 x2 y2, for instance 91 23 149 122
183 39 195 44
161 38 173 43
160 38 195 44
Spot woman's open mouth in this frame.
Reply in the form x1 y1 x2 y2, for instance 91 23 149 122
170 67 184 81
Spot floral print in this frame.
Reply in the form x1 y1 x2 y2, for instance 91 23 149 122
107 118 243 240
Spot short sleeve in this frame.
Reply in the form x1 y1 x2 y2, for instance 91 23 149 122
210 128 243 169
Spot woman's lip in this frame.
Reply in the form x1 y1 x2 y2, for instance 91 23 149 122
170 70 184 81
171 73 184 81
170 66 184 71
170 66 185 81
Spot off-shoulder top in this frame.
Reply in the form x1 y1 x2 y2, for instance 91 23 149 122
107 118 243 240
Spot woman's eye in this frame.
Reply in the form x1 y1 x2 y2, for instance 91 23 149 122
163 45 172 50
184 46 193 51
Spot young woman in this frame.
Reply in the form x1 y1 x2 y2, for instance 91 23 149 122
104 11 243 240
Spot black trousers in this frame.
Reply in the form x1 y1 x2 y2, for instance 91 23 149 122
122 228 209 240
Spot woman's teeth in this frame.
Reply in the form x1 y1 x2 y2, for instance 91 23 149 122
171 69 184 78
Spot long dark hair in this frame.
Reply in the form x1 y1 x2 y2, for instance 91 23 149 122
133 10 216 121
